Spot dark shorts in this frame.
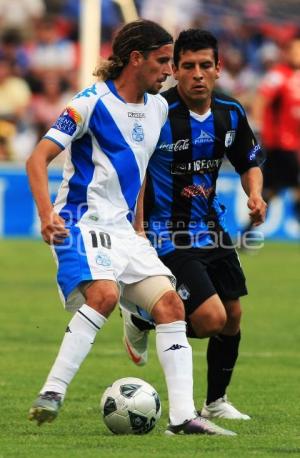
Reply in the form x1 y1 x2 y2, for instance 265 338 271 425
160 242 247 316
263 148 299 191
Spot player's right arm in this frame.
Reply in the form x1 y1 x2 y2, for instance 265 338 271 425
26 139 69 245
27 85 96 244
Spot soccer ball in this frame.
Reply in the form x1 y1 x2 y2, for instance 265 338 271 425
100 377 161 435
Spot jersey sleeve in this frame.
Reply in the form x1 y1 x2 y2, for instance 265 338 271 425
43 94 92 150
156 94 169 127
226 112 263 175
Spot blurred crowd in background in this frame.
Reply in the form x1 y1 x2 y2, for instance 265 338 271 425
0 0 300 164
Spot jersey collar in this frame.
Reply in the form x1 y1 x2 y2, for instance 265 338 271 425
106 79 148 105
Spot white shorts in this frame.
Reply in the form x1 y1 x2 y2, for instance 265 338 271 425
52 223 173 312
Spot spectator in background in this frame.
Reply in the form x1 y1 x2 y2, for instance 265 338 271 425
27 15 77 91
30 72 71 138
141 0 202 36
217 46 259 119
0 28 30 77
60 0 123 56
257 41 280 74
0 120 15 161
0 57 32 161
252 35 300 222
0 0 45 33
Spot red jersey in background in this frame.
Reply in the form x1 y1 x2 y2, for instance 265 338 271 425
259 64 300 152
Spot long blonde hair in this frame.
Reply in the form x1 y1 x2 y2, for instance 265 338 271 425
94 19 173 81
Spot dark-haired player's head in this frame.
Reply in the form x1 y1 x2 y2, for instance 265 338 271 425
172 29 220 111
174 29 219 68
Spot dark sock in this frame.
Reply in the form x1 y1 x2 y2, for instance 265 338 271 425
131 314 155 331
206 331 241 405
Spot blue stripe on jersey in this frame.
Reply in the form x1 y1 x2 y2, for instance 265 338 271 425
148 119 173 220
55 226 92 299
215 97 245 117
169 101 180 110
89 98 141 212
212 196 227 231
147 120 174 255
59 134 94 223
229 110 239 129
189 115 216 246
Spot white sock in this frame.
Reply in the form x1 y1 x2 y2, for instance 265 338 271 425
40 304 107 397
156 321 196 425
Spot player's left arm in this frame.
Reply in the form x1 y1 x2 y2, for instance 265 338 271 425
226 107 267 226
241 167 267 226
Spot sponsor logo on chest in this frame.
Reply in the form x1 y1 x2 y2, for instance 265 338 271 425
128 112 146 118
171 158 222 175
194 130 215 144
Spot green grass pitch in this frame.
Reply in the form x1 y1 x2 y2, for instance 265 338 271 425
0 240 299 457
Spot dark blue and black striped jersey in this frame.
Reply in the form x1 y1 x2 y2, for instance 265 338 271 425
144 87 261 255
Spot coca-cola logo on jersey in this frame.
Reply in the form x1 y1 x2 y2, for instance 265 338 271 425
158 139 190 151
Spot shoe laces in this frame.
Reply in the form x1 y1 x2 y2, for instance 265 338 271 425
41 391 61 401
220 395 233 407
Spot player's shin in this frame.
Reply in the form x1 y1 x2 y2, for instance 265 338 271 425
155 321 196 425
40 304 107 396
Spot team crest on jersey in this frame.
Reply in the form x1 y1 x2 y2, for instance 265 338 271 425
52 106 82 136
132 121 144 142
177 283 190 300
224 130 236 147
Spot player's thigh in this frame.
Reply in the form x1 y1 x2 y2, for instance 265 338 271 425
82 279 119 316
162 251 227 335
162 252 217 316
189 293 227 337
53 224 126 311
122 234 174 282
122 275 176 316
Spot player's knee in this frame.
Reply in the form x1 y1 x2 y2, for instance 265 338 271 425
225 300 242 325
151 291 184 324
226 306 242 329
209 312 227 335
190 307 227 337
85 285 119 316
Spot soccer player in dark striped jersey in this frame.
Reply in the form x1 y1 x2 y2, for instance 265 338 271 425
122 29 267 420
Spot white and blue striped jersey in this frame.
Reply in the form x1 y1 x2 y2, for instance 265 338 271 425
45 79 168 232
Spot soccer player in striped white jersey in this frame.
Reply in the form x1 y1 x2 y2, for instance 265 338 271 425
26 19 235 435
